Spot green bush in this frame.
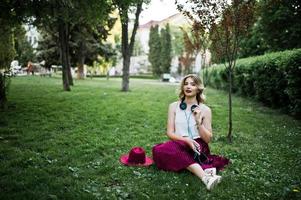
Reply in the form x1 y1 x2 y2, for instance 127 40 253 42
206 49 301 118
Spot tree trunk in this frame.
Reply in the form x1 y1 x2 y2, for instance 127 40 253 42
67 64 73 86
227 67 233 143
66 23 73 86
121 15 129 91
106 69 110 80
58 20 71 91
120 2 142 92
194 52 198 74
122 55 130 91
77 60 85 79
200 52 205 84
203 52 208 86
77 44 85 79
0 73 8 110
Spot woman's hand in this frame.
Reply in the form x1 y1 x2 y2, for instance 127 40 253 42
184 137 201 153
192 105 203 125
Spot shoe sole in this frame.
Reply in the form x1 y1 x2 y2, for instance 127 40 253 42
207 177 219 190
216 175 222 184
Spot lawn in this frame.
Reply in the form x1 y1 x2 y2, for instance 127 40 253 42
0 76 300 200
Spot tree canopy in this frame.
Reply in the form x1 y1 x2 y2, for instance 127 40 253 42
160 24 172 74
239 0 301 58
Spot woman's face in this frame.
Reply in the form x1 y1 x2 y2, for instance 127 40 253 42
183 77 198 97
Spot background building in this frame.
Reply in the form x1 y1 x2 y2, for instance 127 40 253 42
111 13 211 76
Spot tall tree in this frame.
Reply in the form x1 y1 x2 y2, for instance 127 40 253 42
176 0 255 142
14 25 36 67
170 26 185 75
178 27 195 75
0 1 23 108
148 25 162 76
213 1 254 142
36 27 60 69
70 17 116 79
180 22 210 76
257 0 301 51
178 52 194 76
170 26 184 57
235 17 267 59
113 0 149 91
31 0 111 91
0 21 15 109
160 24 172 74
232 0 300 59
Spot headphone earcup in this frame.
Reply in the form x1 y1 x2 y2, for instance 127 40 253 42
191 104 198 112
179 102 187 110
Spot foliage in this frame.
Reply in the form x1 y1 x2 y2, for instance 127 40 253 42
0 26 15 71
13 25 36 66
36 28 60 69
132 38 144 56
179 22 210 75
209 0 255 65
238 18 269 58
178 52 194 76
0 19 16 109
170 26 184 57
175 0 227 30
148 24 172 76
36 21 117 72
179 26 197 74
69 17 116 79
0 76 300 199
257 0 301 51
30 0 112 90
183 23 206 57
206 49 301 118
176 0 255 64
238 0 301 58
148 25 162 76
160 24 172 73
0 73 11 109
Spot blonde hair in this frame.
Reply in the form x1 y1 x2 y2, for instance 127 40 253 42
178 74 206 103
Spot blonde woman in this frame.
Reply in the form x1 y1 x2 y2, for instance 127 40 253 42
152 74 229 190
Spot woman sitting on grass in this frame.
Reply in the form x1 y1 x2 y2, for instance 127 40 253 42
152 74 229 190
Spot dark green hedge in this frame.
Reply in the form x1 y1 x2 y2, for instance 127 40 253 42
206 49 301 118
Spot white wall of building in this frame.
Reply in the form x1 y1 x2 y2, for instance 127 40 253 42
114 13 211 76
115 55 150 75
24 24 39 49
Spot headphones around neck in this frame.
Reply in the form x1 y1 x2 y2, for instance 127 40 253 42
180 98 198 112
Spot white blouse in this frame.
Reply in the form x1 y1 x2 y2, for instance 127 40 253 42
174 102 203 139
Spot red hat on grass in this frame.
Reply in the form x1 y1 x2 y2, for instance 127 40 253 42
120 147 153 166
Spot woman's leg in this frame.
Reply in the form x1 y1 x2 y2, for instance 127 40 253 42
187 163 221 190
186 163 206 179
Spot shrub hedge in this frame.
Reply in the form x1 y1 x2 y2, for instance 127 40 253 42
206 49 301 118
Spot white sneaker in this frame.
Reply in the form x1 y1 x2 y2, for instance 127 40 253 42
204 168 217 176
202 175 220 190
214 175 222 184
204 168 222 184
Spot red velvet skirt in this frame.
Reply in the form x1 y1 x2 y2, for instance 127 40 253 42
152 138 229 172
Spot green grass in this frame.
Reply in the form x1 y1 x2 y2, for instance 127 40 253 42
1 76 300 200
